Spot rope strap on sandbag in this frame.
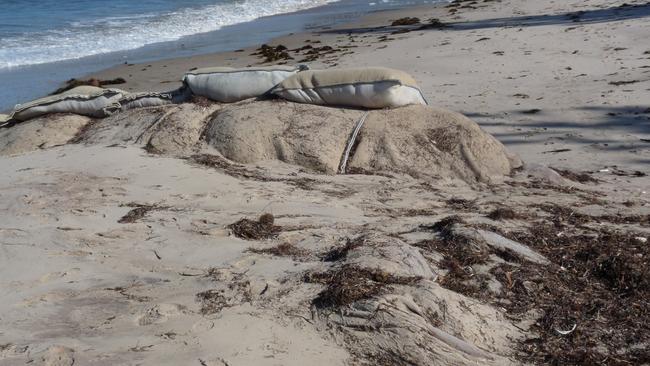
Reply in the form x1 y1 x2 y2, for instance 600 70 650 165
339 111 370 174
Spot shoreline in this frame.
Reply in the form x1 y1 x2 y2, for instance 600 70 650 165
87 3 446 94
89 0 650 175
0 0 441 112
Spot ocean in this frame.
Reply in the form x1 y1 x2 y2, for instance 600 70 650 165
0 0 440 110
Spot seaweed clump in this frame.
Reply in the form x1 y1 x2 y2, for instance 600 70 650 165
51 77 126 95
322 236 366 262
498 225 650 365
249 242 306 258
416 215 491 298
305 266 421 308
117 203 159 224
487 207 523 221
228 213 281 240
391 17 421 26
252 44 294 63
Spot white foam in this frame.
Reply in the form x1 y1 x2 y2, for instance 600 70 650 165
0 0 336 69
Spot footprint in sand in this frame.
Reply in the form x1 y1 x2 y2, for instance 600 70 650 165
137 303 186 326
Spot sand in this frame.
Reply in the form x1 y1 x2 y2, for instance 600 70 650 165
1 0 649 365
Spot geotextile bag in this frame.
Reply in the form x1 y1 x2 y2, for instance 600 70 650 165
11 86 123 121
119 91 174 111
183 65 307 103
272 67 427 109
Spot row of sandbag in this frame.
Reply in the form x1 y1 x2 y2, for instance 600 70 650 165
0 86 186 124
0 65 428 126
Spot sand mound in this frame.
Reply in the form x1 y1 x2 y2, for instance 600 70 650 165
0 100 519 182
0 114 91 156
347 106 521 182
76 103 220 155
203 100 364 174
204 101 520 182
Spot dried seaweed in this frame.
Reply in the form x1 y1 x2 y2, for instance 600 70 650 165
249 242 306 258
551 167 599 183
322 236 366 262
117 203 159 224
228 213 281 240
305 266 421 308
487 207 523 220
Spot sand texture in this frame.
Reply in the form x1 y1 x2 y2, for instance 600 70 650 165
1 0 649 364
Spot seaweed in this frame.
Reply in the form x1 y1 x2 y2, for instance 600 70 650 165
117 203 159 224
305 266 421 308
445 197 478 210
415 216 492 298
487 207 523 220
228 213 281 240
252 44 294 63
550 167 599 183
249 242 306 258
391 17 421 26
322 235 366 262
51 77 126 95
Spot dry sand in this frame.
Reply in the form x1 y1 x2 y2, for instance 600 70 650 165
1 0 649 365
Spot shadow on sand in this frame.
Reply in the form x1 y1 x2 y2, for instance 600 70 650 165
322 3 650 35
464 105 650 165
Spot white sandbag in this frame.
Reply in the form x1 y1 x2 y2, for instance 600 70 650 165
272 67 427 109
183 65 307 103
11 86 123 121
119 91 173 111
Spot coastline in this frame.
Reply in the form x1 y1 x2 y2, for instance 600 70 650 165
0 0 442 112
90 0 650 175
87 3 447 94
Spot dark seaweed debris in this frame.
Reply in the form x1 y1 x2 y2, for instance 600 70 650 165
487 207 516 220
117 203 159 224
551 167 599 183
252 44 294 63
249 242 306 258
501 225 650 365
305 266 421 308
228 213 281 240
322 235 366 262
423 210 650 365
415 216 492 298
391 17 421 26
51 77 126 95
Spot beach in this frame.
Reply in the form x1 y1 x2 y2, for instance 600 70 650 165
1 0 649 365
0 0 438 112
90 0 650 173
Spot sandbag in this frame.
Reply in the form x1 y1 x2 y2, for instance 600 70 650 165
272 67 427 109
183 65 307 103
11 86 123 121
119 91 174 111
